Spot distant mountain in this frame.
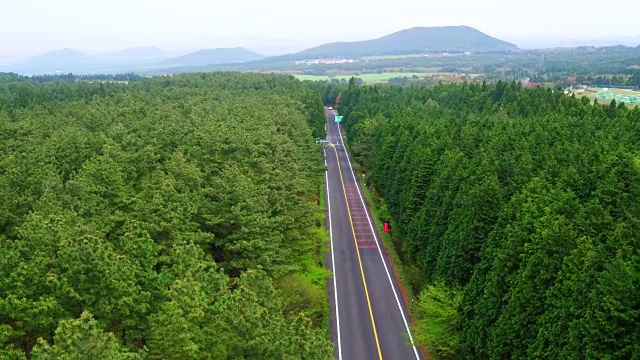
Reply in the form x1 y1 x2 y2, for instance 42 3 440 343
28 48 91 63
15 48 94 73
3 27 517 75
288 26 517 59
4 46 265 75
157 47 265 67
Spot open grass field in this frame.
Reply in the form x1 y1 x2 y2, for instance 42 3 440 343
361 54 429 61
568 87 640 107
294 72 482 84
361 53 469 61
592 87 640 96
294 72 425 83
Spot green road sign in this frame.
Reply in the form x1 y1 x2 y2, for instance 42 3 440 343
335 115 343 123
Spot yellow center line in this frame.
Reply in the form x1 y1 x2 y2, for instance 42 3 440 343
329 143 383 360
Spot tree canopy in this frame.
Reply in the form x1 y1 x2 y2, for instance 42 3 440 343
0 72 331 358
336 80 640 359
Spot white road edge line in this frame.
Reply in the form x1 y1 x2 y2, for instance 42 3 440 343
335 116 421 360
325 147 342 360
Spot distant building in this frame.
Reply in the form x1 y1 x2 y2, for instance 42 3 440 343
305 58 357 65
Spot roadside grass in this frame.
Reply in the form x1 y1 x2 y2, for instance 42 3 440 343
281 158 331 338
338 130 416 301
314 161 332 337
344 143 431 359
351 162 416 301
340 128 430 358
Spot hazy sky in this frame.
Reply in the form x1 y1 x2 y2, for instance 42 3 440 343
1 0 638 63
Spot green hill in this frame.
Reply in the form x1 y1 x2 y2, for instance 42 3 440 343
289 26 517 59
8 48 96 74
157 47 265 67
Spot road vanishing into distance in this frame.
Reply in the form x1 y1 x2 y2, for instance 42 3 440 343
324 108 422 360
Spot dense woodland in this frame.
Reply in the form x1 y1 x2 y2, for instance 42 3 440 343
0 73 332 359
335 80 640 359
191 46 640 86
0 72 141 84
3 69 639 359
5 45 639 88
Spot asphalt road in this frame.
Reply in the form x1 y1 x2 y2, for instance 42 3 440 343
324 108 421 360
